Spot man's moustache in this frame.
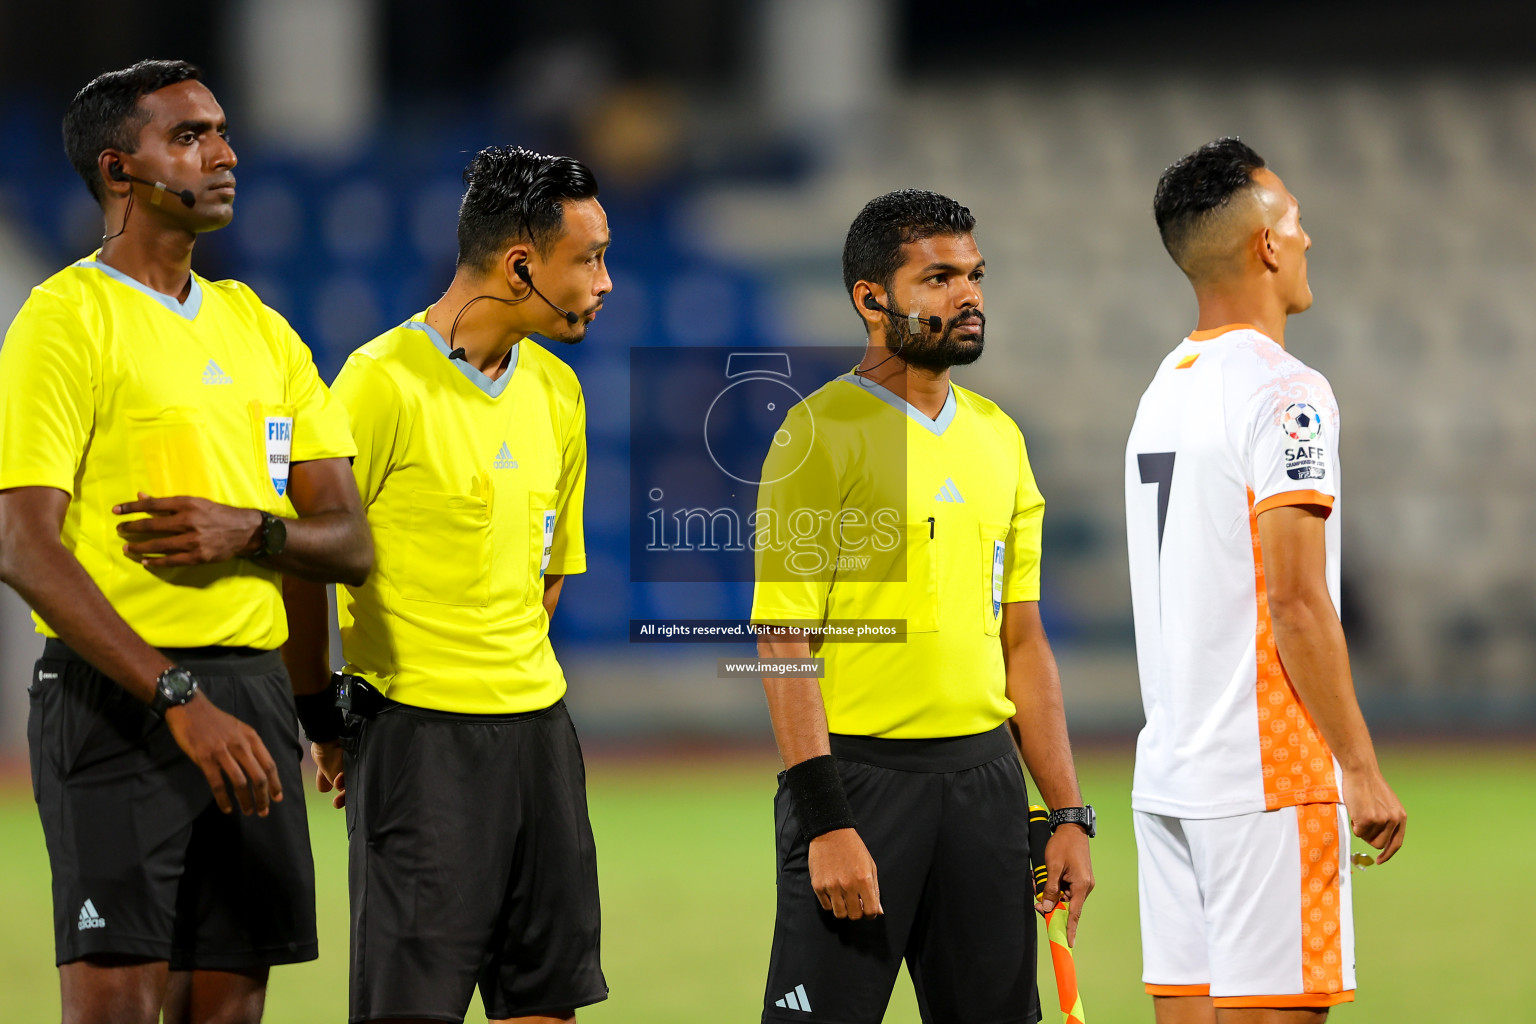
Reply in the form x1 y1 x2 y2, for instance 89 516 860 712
941 312 985 334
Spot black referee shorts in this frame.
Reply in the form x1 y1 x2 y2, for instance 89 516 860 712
764 725 1041 1024
26 640 317 970
342 696 607 1023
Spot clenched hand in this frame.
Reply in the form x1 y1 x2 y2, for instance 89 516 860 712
312 740 347 809
809 828 883 920
1036 825 1095 947
1341 766 1407 864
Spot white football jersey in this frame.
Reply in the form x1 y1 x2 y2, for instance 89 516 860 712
1125 324 1343 818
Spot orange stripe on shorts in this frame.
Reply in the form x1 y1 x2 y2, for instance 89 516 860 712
1298 804 1345 997
1146 983 1211 996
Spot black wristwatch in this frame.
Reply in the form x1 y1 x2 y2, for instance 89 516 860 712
1048 804 1097 838
150 666 200 718
251 510 288 560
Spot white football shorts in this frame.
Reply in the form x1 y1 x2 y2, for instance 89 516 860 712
1135 803 1356 1009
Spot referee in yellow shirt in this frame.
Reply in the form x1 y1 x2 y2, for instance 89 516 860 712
754 190 1094 1024
0 61 371 1024
284 146 609 1024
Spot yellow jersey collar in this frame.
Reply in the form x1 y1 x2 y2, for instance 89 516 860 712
403 315 519 398
75 255 203 321
835 370 957 436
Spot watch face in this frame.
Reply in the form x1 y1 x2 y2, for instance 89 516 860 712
265 514 288 557
161 668 196 703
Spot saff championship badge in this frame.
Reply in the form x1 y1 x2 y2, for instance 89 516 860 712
1281 402 1326 481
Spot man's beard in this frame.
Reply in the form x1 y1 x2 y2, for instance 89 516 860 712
887 310 985 370
542 300 602 345
543 324 586 346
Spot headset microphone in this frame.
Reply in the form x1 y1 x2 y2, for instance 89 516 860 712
854 292 944 378
514 261 580 325
862 293 941 335
107 163 195 208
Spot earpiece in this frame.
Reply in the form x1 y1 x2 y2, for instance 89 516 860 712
860 292 942 334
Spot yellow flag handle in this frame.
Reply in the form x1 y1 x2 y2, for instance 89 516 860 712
1030 805 1087 1024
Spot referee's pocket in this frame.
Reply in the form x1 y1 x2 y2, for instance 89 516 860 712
26 662 55 804
773 773 806 872
125 407 216 499
860 522 939 633
401 491 491 606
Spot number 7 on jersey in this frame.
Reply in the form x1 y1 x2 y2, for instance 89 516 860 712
1137 452 1175 552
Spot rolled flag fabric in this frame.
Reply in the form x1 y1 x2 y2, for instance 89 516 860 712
1030 804 1087 1024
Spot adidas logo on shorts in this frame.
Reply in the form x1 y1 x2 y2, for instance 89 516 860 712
77 899 106 931
773 983 812 1012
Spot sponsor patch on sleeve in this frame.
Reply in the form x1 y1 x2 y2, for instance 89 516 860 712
1281 402 1326 480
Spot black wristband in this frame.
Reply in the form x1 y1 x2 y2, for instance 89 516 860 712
293 678 345 743
785 754 858 841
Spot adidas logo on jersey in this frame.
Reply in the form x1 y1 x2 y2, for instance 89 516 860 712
202 360 232 386
493 442 518 470
935 477 965 503
773 984 813 1012
77 899 106 931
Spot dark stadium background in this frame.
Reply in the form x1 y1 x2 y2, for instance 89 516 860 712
0 3 1532 1021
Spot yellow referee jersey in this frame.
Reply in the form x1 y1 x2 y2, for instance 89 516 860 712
332 313 587 714
751 371 1045 738
0 254 356 649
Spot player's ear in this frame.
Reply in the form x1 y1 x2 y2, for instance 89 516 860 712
501 244 533 291
854 283 884 327
97 151 130 200
1257 226 1282 273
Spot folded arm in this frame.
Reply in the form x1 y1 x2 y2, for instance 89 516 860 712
116 457 373 586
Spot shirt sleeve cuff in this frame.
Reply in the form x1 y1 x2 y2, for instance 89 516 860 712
1253 489 1335 518
750 609 824 626
0 472 76 494
291 441 359 462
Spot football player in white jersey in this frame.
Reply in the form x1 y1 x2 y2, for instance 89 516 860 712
1124 138 1406 1024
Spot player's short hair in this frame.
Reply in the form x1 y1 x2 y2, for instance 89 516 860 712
63 59 203 204
842 189 976 306
456 146 600 272
1153 137 1267 274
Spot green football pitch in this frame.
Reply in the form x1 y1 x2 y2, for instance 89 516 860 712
1 744 1531 1023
